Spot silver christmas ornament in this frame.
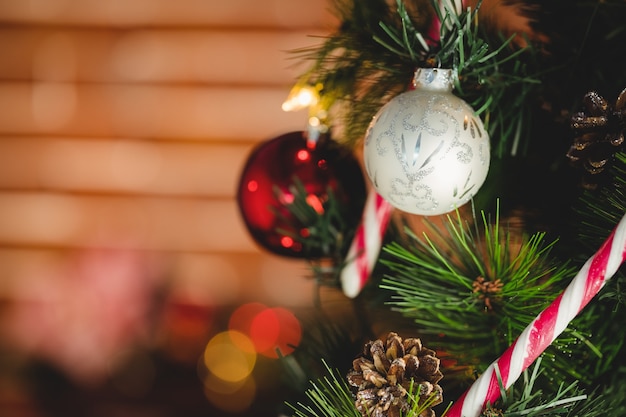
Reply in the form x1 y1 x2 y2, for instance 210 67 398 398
363 68 490 215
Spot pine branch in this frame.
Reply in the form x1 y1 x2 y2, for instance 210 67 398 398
290 0 540 157
273 176 364 285
288 361 361 417
575 152 626 253
287 357 609 417
379 204 601 384
469 358 609 417
288 360 444 417
572 152 626 307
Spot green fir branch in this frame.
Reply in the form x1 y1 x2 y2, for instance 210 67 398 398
379 204 598 383
573 151 626 305
429 2 540 158
287 359 608 417
288 361 360 417
288 360 444 417
272 176 359 285
471 358 607 417
575 152 626 253
291 0 540 157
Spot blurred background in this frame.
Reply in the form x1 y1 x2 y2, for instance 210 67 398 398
0 1 339 415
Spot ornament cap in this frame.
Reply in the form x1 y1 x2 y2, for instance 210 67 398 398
412 68 454 92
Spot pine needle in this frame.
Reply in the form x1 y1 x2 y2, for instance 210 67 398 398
473 358 609 417
288 360 445 417
379 204 598 383
289 0 540 156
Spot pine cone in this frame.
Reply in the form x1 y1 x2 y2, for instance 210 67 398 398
347 332 444 417
567 88 626 189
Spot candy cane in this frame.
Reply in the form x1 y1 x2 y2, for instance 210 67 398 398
426 0 465 44
340 192 393 298
447 212 626 417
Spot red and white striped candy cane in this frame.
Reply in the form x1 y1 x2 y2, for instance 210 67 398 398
447 212 626 417
340 192 393 298
427 0 464 42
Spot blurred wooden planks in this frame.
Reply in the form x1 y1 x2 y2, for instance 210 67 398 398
0 192 253 251
0 83 311 139
0 0 334 29
0 26 329 138
0 248 316 306
0 0 336 305
0 27 325 85
0 137 255 196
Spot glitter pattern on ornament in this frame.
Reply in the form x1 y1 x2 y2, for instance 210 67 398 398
363 68 490 216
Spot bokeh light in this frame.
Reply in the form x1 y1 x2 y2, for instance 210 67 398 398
228 302 266 340
251 307 301 358
280 236 294 249
296 149 310 161
249 308 280 354
228 303 302 359
202 331 256 383
281 85 318 112
247 180 258 192
305 193 324 214
200 329 259 413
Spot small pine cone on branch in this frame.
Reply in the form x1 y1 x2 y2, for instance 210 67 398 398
347 332 444 417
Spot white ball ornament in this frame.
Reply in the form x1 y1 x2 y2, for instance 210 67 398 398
363 68 490 216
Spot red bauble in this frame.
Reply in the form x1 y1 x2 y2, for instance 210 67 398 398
237 131 366 259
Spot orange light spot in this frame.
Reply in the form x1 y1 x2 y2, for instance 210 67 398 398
250 307 302 358
203 331 256 383
305 194 324 214
271 307 302 357
228 303 267 352
249 308 280 354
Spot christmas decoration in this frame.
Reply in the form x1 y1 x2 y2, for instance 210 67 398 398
281 83 329 148
363 68 490 215
567 88 626 189
291 0 537 157
381 205 580 384
6 0 626 415
276 1 626 417
236 131 366 259
447 211 626 417
340 191 393 298
346 332 443 417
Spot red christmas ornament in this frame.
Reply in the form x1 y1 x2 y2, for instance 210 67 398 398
237 131 366 259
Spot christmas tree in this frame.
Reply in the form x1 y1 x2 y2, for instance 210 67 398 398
238 0 626 416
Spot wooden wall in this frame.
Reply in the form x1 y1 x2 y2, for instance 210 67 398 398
0 0 338 308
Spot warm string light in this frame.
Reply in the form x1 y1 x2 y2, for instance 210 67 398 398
281 83 328 148
281 85 318 112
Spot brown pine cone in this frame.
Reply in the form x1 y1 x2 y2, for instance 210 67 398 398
567 88 626 189
347 332 444 417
